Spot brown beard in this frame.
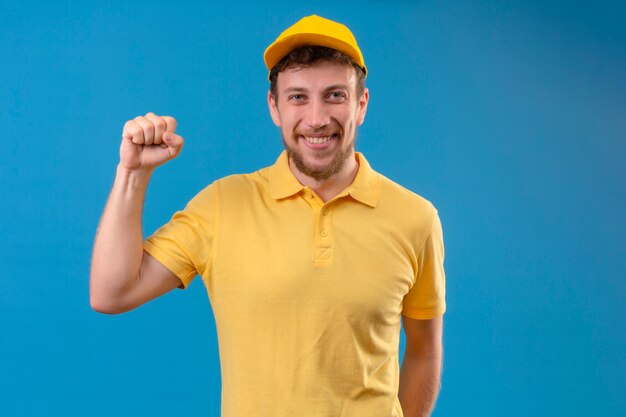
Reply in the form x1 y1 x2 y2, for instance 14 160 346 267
282 132 355 181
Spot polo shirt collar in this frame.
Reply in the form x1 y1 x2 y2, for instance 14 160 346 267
268 151 381 207
348 152 381 207
268 151 304 200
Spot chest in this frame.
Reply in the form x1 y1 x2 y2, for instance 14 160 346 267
205 197 417 326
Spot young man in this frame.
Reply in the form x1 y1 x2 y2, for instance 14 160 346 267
90 15 446 417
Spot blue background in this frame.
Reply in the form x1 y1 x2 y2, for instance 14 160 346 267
1 0 624 416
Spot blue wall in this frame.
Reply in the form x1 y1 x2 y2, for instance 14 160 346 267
1 1 624 416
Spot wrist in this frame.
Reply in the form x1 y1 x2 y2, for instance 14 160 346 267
115 163 153 188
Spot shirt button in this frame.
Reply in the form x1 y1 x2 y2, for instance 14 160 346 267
321 208 329 216
321 230 328 237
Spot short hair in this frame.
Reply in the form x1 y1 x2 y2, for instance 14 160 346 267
269 45 366 101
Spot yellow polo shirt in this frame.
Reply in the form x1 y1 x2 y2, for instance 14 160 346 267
144 151 446 417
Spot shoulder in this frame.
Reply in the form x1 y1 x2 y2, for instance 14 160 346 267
212 167 269 191
199 164 273 206
370 173 442 248
377 174 438 218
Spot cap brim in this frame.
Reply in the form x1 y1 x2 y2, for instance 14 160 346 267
264 32 366 75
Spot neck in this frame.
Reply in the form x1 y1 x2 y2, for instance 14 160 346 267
289 153 359 203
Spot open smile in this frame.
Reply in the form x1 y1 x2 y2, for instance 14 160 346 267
303 135 333 144
298 133 340 148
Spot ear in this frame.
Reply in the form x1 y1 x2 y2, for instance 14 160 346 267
356 87 369 126
268 90 281 127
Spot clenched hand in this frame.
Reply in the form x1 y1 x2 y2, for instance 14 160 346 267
120 112 184 172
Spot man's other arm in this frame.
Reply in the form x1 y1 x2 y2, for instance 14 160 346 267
398 315 443 417
90 112 185 314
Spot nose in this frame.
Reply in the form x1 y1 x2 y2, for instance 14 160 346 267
304 98 331 129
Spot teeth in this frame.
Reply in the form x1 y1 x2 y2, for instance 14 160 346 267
303 136 332 144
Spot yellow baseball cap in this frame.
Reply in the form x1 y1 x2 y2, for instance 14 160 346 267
263 15 367 78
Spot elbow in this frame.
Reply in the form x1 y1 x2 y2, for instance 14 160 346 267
90 286 127 315
89 269 133 314
90 296 124 315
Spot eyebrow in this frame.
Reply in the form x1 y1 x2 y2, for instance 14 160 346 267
282 85 350 94
323 84 350 92
283 87 308 93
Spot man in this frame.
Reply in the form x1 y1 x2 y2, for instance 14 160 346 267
90 15 446 417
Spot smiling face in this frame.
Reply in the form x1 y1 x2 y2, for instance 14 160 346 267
268 60 369 182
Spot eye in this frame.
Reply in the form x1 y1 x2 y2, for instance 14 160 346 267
288 94 305 102
328 91 347 101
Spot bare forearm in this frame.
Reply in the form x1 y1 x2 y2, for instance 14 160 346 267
90 164 152 308
398 352 442 417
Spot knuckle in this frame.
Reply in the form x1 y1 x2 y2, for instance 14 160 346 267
163 116 177 129
122 120 133 135
154 118 167 131
143 120 155 132
129 124 142 137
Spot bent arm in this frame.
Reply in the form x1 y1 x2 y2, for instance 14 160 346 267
89 164 181 314
398 315 443 417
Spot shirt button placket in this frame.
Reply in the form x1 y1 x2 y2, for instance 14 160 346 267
314 203 333 263
319 205 331 241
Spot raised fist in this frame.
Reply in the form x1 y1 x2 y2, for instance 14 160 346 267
120 112 184 171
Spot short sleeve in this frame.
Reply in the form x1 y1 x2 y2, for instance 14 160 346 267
143 183 217 289
402 210 446 319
